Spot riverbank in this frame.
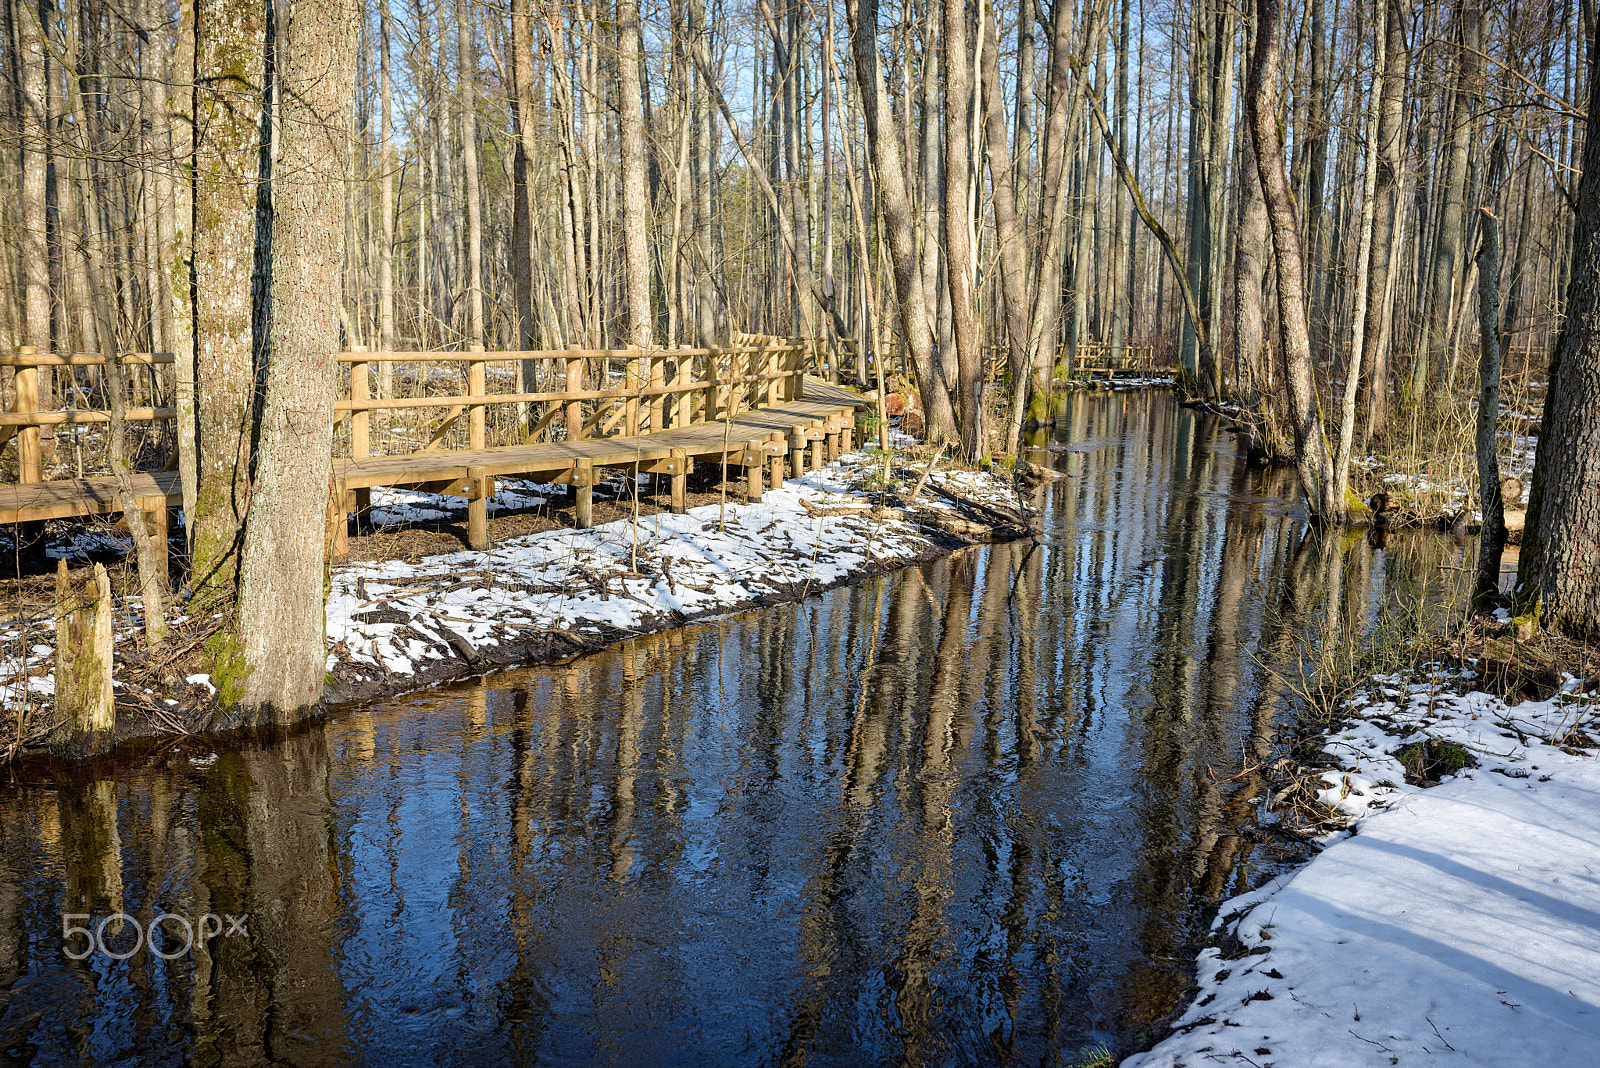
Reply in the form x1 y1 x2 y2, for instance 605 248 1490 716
1124 651 1600 1067
0 444 1031 760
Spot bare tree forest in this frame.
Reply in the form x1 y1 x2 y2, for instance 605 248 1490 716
4 0 1585 425
1 0 1596 677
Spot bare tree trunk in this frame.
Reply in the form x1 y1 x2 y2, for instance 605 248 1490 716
1360 0 1409 438
618 0 651 349
1247 0 1337 518
457 0 483 347
1233 114 1281 458
1107 0 1131 365
543 8 591 347
233 0 358 721
979 7 1034 453
1474 205 1505 606
379 0 395 362
845 0 959 443
942 0 983 459
1333 11 1389 513
1417 0 1483 393
18 0 51 434
1029 0 1102 394
191 0 265 607
1520 35 1600 641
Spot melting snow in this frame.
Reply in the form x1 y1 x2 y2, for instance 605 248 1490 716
1127 672 1600 1067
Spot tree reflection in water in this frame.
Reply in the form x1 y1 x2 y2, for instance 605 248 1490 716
0 393 1471 1065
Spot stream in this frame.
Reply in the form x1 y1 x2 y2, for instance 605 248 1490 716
0 391 1474 1065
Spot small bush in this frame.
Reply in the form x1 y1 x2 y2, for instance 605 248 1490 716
1394 739 1477 785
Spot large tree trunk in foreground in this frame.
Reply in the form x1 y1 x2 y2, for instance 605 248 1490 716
1246 0 1338 519
1520 35 1600 641
232 0 358 721
191 0 265 608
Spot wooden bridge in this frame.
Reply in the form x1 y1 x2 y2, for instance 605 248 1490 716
0 339 872 582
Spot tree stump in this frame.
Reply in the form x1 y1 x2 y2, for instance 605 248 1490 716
53 561 114 754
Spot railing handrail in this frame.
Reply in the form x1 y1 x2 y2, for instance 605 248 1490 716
0 340 842 483
334 343 805 363
0 350 175 367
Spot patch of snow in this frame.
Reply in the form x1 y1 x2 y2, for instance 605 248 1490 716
1126 676 1600 1067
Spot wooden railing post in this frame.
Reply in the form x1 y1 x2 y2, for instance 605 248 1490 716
574 457 593 529
565 345 586 441
674 354 690 427
15 346 42 483
468 344 486 450
788 341 804 401
649 353 665 431
350 346 370 519
467 464 490 550
706 346 722 423
624 352 640 436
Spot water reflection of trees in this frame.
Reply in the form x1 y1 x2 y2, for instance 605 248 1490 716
0 394 1474 1064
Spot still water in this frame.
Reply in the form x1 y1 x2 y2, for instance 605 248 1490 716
0 392 1469 1065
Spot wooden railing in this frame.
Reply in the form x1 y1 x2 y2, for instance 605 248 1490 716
0 347 176 483
333 338 812 464
0 340 825 481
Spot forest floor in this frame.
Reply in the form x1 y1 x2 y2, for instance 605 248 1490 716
1125 633 1600 1068
0 439 1032 761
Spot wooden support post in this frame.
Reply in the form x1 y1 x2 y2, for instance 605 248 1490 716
746 460 762 504
142 496 170 589
768 433 786 487
810 433 824 473
468 345 486 450
826 428 839 463
328 475 350 564
467 463 490 551
670 449 687 513
842 418 854 455
565 348 585 441
574 457 593 529
351 348 371 518
790 429 808 476
15 346 41 483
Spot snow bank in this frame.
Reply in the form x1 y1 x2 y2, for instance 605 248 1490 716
1127 672 1600 1067
322 449 1022 695
3 446 1025 724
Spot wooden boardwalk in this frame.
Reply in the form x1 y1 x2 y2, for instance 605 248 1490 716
2 338 873 579
329 389 864 559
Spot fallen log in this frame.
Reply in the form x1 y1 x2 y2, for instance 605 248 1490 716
926 482 1036 534
800 498 875 518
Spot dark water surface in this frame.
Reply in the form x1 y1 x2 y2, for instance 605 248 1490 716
0 392 1470 1066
